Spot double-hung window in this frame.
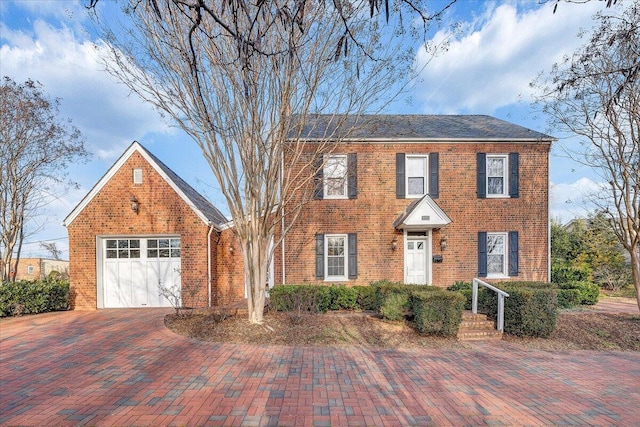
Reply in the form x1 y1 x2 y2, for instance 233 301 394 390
486 155 508 197
323 155 348 199
326 234 347 280
478 231 518 277
406 155 428 198
486 232 508 277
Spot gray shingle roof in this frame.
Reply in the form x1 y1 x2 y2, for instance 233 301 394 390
294 114 554 141
141 144 228 226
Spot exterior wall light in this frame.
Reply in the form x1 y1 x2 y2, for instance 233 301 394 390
440 236 447 251
229 245 234 254
130 196 139 214
391 235 398 251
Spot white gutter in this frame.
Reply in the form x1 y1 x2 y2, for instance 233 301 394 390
207 223 214 307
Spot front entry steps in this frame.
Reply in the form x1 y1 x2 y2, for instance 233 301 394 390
457 311 503 341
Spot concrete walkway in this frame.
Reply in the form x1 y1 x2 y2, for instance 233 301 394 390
1 308 639 426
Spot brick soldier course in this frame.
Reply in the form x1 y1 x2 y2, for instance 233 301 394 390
1 309 638 426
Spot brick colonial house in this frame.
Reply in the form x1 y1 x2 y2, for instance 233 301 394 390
65 115 553 309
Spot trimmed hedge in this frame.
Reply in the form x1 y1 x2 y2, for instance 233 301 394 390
0 279 70 317
559 281 599 305
552 263 591 284
446 281 473 310
411 291 465 336
352 286 377 311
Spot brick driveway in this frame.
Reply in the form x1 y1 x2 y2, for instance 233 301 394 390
1 309 639 426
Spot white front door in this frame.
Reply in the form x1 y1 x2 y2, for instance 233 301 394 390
405 239 428 284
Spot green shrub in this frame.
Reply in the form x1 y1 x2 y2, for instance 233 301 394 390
0 279 70 317
353 286 377 310
379 292 409 321
560 281 599 305
446 281 473 310
557 288 581 308
269 285 329 313
411 291 465 336
552 263 592 284
480 283 557 337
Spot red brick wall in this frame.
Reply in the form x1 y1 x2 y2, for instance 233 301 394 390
215 227 246 305
274 142 550 288
67 151 215 309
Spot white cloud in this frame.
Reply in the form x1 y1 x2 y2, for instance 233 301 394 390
415 1 603 113
550 178 605 224
0 19 171 160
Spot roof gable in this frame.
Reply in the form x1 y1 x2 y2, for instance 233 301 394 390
393 195 452 230
63 141 226 228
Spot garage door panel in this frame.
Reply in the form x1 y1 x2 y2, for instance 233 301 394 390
102 237 181 308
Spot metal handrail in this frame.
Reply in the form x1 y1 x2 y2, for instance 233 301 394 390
472 278 509 332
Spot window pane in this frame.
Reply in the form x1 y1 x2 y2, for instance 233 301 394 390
326 177 346 196
327 257 345 276
130 240 140 249
148 249 158 258
159 249 170 258
118 240 129 249
106 250 117 259
488 255 504 274
327 237 345 256
130 250 140 258
106 240 117 249
147 240 158 249
408 177 425 195
159 239 170 248
171 249 181 258
487 158 504 176
118 249 129 258
170 239 180 248
487 235 504 254
408 242 414 250
488 177 504 194
417 242 424 250
325 156 347 178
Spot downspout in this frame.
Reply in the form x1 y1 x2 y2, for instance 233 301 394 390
547 146 552 282
207 223 214 308
281 149 286 285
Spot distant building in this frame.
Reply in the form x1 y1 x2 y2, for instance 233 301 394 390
7 258 69 281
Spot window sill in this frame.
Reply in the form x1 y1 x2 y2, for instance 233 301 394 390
486 195 510 199
324 277 349 282
486 274 510 279
322 196 348 200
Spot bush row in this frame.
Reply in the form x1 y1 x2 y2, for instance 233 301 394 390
269 281 465 337
0 279 70 317
446 281 558 337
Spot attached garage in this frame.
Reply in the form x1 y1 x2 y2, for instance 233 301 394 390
100 237 181 308
64 141 230 310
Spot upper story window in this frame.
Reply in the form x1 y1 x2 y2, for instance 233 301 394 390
323 155 348 199
314 153 357 200
406 155 428 198
477 153 519 199
487 155 508 197
396 153 439 199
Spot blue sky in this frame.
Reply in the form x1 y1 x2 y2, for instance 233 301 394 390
1 0 611 259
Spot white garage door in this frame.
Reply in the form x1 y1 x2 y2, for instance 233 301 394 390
103 237 181 308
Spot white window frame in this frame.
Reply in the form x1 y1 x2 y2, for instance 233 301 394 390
323 155 348 199
487 232 509 278
27 265 34 275
325 234 348 281
486 154 509 198
405 155 428 198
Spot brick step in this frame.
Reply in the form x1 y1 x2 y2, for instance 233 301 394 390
458 311 502 341
457 329 503 341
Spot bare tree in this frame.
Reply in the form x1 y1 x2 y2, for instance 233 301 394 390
90 0 450 323
0 77 89 283
535 1 640 310
40 242 63 261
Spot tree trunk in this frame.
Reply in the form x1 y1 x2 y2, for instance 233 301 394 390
631 247 640 313
240 235 270 324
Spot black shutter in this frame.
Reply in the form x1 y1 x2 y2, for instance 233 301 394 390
478 231 487 277
396 153 405 199
477 153 486 199
348 153 357 199
348 233 357 279
313 155 323 200
429 152 439 198
509 152 519 198
315 234 324 279
509 231 519 276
